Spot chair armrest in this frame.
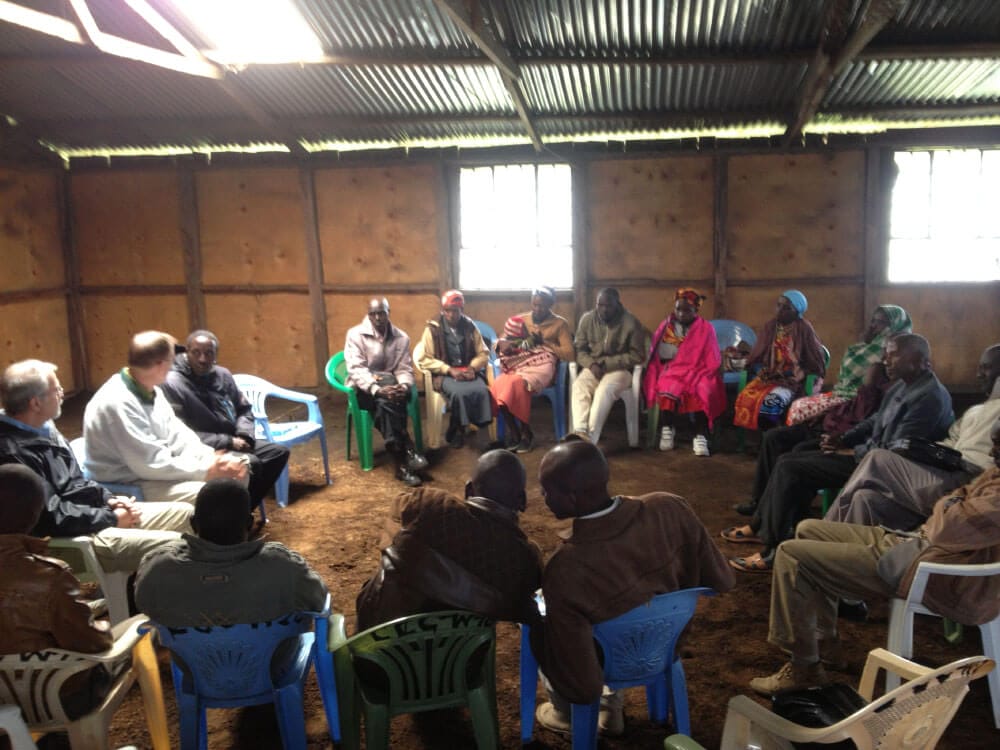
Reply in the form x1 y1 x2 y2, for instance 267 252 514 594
327 376 353 396
907 561 1000 608
857 647 931 701
723 695 842 745
568 362 578 388
631 364 643 393
663 734 707 750
327 613 349 652
47 615 150 665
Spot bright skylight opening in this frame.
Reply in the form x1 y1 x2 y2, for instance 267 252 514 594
170 0 325 64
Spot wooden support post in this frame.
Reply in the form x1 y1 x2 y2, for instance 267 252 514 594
299 166 330 384
178 168 205 331
863 146 884 320
712 155 729 318
572 161 589 323
57 169 88 391
435 163 454 292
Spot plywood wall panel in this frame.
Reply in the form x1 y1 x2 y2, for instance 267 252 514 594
871 285 999 386
81 294 188 386
316 166 442 286
0 298 75 391
204 293 315 386
72 172 184 286
198 169 309 286
726 285 866 383
728 152 864 280
0 168 63 292
588 157 714 280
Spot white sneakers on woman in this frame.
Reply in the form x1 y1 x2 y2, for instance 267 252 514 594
658 426 675 451
693 434 710 457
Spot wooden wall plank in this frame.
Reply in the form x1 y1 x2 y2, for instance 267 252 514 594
178 168 206 329
728 152 865 280
58 170 87 391
588 156 714 281
300 167 330 382
198 168 308 286
81 294 189 387
205 293 316 387
0 167 63 292
72 171 185 285
315 165 443 286
0 298 75 392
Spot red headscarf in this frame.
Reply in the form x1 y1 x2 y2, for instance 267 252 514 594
675 288 706 310
441 289 464 308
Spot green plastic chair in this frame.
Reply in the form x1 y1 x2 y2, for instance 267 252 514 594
329 610 499 750
324 352 423 471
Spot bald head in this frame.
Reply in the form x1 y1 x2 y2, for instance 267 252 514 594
128 331 176 369
539 441 612 519
0 464 46 534
892 333 931 361
466 449 527 512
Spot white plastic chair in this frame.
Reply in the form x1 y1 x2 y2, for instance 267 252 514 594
413 340 495 449
46 535 130 626
0 616 169 750
886 559 1000 728
718 648 993 750
0 705 38 749
568 363 643 446
233 373 331 508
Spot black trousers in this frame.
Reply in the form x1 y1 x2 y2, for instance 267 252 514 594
246 440 291 505
749 423 823 502
355 389 412 458
751 450 857 552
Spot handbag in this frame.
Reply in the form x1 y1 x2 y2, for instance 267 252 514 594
888 437 964 473
772 682 868 749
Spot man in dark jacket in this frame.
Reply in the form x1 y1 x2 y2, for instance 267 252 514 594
161 330 289 516
0 359 191 573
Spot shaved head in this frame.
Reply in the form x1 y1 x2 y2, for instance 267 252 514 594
467 449 527 512
539 441 612 519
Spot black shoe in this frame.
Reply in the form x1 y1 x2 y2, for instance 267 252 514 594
734 501 758 516
514 434 534 454
405 449 429 472
395 465 423 487
446 425 465 449
837 600 868 622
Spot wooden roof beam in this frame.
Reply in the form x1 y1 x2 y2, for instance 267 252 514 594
432 0 542 151
783 0 908 146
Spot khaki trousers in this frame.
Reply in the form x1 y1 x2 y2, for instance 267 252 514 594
768 518 904 662
571 368 633 444
91 501 194 573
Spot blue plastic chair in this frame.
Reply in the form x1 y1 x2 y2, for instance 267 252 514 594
708 319 757 388
70 437 144 500
520 587 714 747
148 606 322 750
233 374 331 508
493 360 569 442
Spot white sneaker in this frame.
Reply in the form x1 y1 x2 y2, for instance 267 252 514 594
693 434 710 456
658 426 675 451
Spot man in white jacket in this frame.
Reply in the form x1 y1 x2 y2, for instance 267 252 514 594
84 331 248 504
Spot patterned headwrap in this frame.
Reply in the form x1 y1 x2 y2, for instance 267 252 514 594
531 286 556 305
675 288 706 310
781 289 808 317
831 304 912 398
504 315 528 340
441 289 464 308
877 304 912 337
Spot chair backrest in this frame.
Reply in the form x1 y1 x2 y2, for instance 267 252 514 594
709 319 756 351
326 352 350 389
343 610 496 713
473 320 497 349
0 650 107 728
152 613 312 702
593 587 712 688
232 373 276 441
843 654 993 749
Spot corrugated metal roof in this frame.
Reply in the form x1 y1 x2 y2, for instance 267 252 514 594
2 0 1000 159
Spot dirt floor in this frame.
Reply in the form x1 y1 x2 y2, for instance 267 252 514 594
55 391 997 749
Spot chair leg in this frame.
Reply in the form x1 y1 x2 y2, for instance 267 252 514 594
345 409 354 461
66 713 112 750
362 702 392 750
670 658 691 736
358 410 374 471
645 673 669 723
980 618 1000 729
646 404 660 449
519 625 539 743
319 430 331 485
314 648 342 742
103 570 130 625
273 681 308 750
275 465 290 508
570 701 600 750
467 684 500 750
134 633 171 750
885 599 913 691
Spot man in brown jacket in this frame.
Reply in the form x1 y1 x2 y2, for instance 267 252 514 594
531 440 735 736
0 464 113 717
355 449 542 631
751 416 1000 695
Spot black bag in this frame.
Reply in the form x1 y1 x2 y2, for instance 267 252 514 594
772 682 868 749
888 437 964 473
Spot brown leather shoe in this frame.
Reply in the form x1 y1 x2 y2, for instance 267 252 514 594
749 661 830 696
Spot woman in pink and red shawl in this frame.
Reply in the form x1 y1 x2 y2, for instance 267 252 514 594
643 288 726 457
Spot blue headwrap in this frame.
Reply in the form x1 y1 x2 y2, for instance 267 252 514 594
532 286 556 304
782 289 807 317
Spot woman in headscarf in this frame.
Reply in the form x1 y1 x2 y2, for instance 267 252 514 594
490 286 574 452
732 290 826 431
643 288 726 456
726 304 912 523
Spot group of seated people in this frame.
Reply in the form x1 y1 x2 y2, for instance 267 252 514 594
346 284 851 490
3 293 999 742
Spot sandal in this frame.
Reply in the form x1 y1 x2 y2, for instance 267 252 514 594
720 525 762 544
729 552 773 573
